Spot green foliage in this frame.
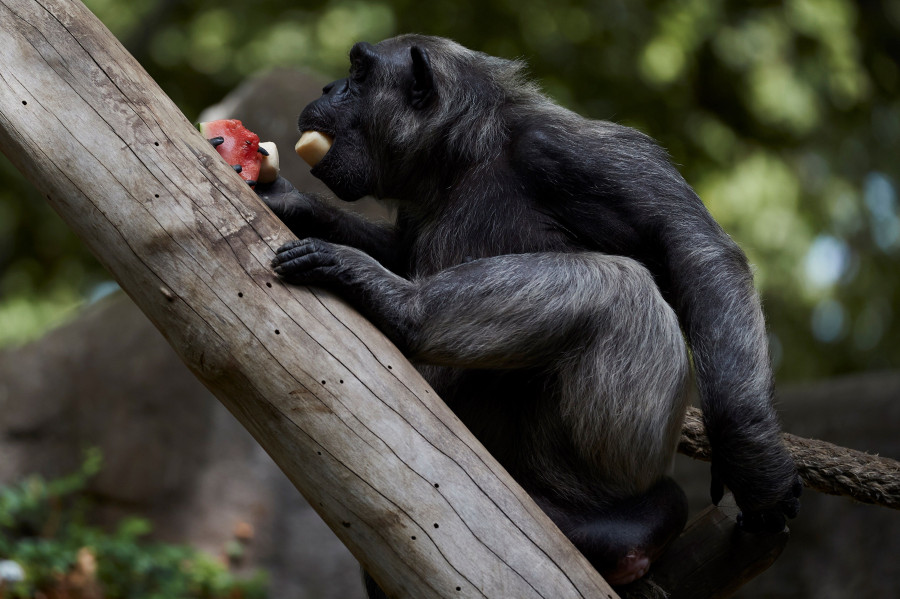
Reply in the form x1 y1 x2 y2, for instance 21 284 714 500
0 290 82 348
0 450 267 599
0 0 897 378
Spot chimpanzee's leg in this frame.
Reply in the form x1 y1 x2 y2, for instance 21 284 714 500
273 242 683 367
272 242 691 588
274 242 689 483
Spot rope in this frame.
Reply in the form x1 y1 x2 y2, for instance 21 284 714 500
678 407 900 510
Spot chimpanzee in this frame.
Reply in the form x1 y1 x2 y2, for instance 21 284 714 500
249 34 800 591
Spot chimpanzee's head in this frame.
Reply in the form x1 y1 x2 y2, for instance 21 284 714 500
296 35 541 202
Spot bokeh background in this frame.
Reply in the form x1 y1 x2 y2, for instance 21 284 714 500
3 0 900 378
1 0 898 598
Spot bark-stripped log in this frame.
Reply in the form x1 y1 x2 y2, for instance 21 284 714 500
0 1 619 597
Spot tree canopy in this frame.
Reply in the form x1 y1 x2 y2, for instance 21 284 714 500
1 0 898 379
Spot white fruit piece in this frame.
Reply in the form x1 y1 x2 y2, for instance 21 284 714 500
257 141 280 184
295 131 333 167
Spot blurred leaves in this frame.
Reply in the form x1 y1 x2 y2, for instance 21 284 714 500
0 450 267 599
0 0 897 379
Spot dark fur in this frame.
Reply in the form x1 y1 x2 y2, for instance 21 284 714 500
257 34 800 589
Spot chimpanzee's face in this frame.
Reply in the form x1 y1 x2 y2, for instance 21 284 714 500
296 39 436 201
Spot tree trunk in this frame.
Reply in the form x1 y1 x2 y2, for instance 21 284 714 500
0 0 618 597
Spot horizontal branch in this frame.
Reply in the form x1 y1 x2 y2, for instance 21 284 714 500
679 407 900 509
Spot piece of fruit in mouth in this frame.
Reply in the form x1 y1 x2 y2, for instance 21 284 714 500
295 131 333 167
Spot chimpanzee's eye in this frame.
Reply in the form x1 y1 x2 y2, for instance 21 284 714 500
350 61 368 84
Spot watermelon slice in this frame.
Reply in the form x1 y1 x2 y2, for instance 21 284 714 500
199 119 265 187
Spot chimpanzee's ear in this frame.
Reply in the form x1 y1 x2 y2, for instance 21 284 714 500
410 46 435 109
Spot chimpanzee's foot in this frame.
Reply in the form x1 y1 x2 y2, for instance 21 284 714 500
534 476 688 585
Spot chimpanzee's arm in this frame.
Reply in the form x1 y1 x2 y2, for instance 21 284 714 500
660 215 801 532
255 176 402 273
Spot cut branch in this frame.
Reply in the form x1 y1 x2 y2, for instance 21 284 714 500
0 1 617 597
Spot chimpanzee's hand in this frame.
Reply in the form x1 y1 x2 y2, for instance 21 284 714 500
710 443 802 534
255 176 329 239
271 238 358 289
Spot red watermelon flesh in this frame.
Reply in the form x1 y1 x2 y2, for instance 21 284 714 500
199 119 262 187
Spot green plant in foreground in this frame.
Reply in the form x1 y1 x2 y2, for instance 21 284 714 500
0 449 267 599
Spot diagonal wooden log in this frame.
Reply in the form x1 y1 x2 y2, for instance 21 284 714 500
0 1 618 597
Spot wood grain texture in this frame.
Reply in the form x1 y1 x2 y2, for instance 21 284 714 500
0 1 618 597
